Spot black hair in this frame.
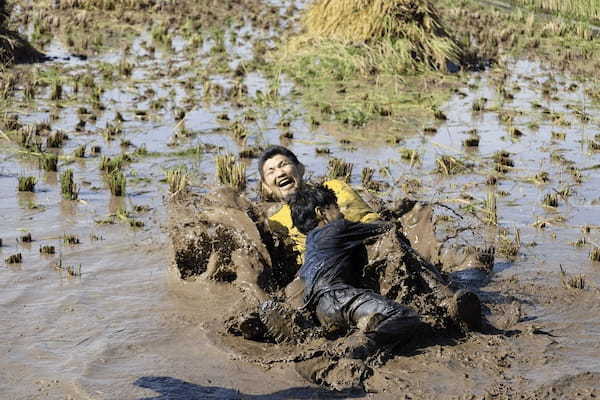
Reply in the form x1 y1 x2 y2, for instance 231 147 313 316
258 146 301 180
289 184 338 234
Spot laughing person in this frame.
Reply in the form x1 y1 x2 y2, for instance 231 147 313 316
259 146 379 256
257 145 482 331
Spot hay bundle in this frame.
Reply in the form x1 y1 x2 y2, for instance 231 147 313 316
0 0 43 65
0 0 7 27
303 0 463 70
0 0 14 64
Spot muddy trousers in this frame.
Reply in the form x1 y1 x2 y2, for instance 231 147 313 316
315 286 422 345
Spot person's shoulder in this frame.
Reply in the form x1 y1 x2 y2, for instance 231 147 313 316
304 227 320 248
265 203 292 236
307 222 338 239
324 179 381 223
265 202 287 219
268 203 292 229
320 219 350 235
323 179 353 194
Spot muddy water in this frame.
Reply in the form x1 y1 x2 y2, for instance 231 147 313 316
2 21 600 399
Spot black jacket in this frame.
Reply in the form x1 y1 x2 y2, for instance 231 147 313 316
298 219 392 308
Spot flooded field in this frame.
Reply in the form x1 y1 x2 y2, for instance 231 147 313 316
2 0 600 399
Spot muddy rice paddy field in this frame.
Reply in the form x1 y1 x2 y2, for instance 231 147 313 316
2 0 600 399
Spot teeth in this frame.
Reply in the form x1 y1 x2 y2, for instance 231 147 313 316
278 178 292 187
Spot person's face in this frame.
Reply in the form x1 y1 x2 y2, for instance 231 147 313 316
261 154 304 201
316 203 343 226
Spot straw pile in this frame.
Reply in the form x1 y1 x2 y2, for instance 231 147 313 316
0 0 42 65
0 0 6 26
0 0 13 64
302 0 463 71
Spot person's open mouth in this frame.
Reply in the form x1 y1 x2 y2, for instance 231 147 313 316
277 177 294 190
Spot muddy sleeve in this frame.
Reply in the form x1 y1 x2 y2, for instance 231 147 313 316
336 221 393 247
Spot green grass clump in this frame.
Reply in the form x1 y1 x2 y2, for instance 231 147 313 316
5 253 22 264
398 148 421 165
60 169 79 200
102 122 122 141
15 125 42 151
74 144 86 158
63 234 80 245
215 154 246 191
511 0 600 24
106 170 126 196
17 176 37 192
116 207 144 228
361 167 374 186
39 153 58 171
165 166 189 196
39 245 55 254
483 191 497 226
99 155 123 174
53 257 82 277
327 158 354 182
493 151 514 173
46 131 67 148
435 155 467 175
590 246 600 262
472 97 487 112
542 193 559 208
560 265 585 290
497 228 521 259
272 0 470 131
275 39 456 128
230 121 248 141
132 144 148 157
50 80 63 101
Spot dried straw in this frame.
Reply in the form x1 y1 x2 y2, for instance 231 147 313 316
1 0 43 65
303 0 463 70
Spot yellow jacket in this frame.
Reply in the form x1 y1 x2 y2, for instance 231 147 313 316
268 179 380 257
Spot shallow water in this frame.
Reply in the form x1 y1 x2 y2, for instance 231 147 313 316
2 11 600 399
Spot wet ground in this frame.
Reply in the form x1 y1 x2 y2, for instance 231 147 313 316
2 1 600 399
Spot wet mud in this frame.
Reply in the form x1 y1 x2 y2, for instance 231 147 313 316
1 0 600 398
167 187 481 389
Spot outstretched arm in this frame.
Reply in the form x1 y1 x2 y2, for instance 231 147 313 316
333 221 394 249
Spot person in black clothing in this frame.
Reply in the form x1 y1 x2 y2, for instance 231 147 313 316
289 184 424 347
